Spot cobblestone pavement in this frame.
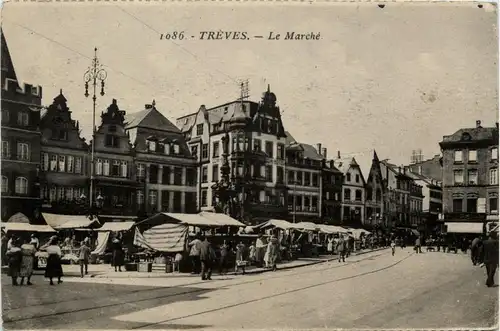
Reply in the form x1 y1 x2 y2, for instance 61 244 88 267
3 248 497 330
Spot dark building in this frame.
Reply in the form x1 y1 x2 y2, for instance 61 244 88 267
439 120 499 231
39 91 90 214
1 30 43 222
365 151 386 228
321 159 343 224
125 101 197 215
92 99 139 216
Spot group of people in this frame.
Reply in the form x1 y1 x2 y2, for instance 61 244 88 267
326 235 353 262
186 232 281 280
470 231 499 288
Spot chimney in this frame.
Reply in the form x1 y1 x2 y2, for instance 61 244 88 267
322 148 327 159
496 122 499 129
330 160 334 168
317 143 322 154
476 120 481 128
398 166 402 174
337 151 341 159
112 99 117 105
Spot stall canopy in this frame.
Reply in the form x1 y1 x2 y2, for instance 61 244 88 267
136 212 245 229
445 222 483 234
296 222 320 232
350 228 371 239
133 223 188 253
256 219 300 230
43 213 99 230
92 232 110 255
97 221 135 232
318 224 349 234
2 213 56 232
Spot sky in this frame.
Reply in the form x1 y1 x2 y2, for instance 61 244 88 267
2 2 498 175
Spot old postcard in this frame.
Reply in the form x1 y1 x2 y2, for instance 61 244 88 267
1 1 498 330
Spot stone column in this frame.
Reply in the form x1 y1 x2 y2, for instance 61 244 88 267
145 164 150 213
181 192 186 213
158 165 163 185
169 166 175 185
182 167 187 186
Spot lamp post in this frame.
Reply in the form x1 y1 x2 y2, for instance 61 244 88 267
84 48 107 210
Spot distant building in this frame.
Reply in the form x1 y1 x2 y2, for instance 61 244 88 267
407 171 443 232
284 134 323 223
1 30 43 222
125 101 197 215
408 154 442 182
408 179 424 228
321 158 343 224
335 154 366 227
365 151 386 227
439 120 499 232
39 91 89 214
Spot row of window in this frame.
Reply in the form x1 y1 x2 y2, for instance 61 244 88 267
146 140 181 155
345 173 361 183
452 197 498 213
344 188 363 202
287 170 320 187
453 168 498 185
192 139 287 161
1 176 28 194
453 148 498 163
287 195 319 212
40 186 86 202
2 110 30 126
2 141 30 160
143 164 196 186
410 199 423 211
95 159 128 177
41 153 84 174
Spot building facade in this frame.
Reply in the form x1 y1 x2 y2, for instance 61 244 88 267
321 159 343 224
39 91 90 215
439 120 499 228
125 101 197 215
177 86 290 224
1 30 43 222
408 171 443 232
365 151 386 228
408 154 443 182
284 135 323 223
409 180 424 228
336 155 366 227
92 99 139 216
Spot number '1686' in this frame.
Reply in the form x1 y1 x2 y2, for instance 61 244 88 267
160 32 185 40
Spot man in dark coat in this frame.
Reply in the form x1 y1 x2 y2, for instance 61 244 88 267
199 236 214 281
481 232 499 287
471 237 481 266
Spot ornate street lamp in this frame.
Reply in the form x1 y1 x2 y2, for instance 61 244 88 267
84 47 107 210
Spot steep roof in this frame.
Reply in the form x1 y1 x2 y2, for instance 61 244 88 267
441 126 498 144
336 157 359 174
126 105 180 133
300 143 324 161
1 29 19 85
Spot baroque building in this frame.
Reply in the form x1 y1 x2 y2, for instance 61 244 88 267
125 101 197 215
1 30 43 222
177 86 289 224
39 91 90 214
439 120 499 232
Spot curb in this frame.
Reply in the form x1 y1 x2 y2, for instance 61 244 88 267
90 247 390 279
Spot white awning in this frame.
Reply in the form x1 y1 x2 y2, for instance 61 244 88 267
137 212 244 228
97 221 136 232
296 222 320 231
257 219 300 230
198 212 245 227
1 223 56 232
445 222 483 234
318 224 349 234
43 213 98 230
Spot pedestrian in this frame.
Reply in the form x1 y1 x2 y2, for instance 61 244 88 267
327 235 334 255
111 234 124 272
266 233 279 271
6 237 22 286
1 231 9 266
337 236 347 263
188 234 202 274
414 237 422 254
471 236 481 266
199 236 213 280
173 252 183 272
43 236 63 285
255 234 267 267
19 238 37 285
78 240 91 277
481 231 499 287
219 240 229 275
391 239 396 256
249 242 256 264
235 241 247 275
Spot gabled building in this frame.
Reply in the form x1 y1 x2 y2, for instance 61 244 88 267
176 85 289 224
1 30 43 221
439 120 499 232
335 154 366 226
39 91 89 214
365 151 386 227
284 134 324 223
92 99 139 216
407 171 442 232
409 179 424 228
125 101 197 215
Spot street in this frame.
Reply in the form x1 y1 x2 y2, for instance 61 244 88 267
2 248 498 330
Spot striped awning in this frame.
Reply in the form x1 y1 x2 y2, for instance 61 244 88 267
134 224 188 253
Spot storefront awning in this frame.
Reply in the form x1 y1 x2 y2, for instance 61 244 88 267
42 213 98 230
445 222 483 234
97 221 136 232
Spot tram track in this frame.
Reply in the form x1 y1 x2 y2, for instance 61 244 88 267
4 249 396 327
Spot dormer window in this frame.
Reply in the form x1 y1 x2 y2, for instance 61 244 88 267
105 135 119 148
173 143 180 154
148 140 156 152
461 132 472 141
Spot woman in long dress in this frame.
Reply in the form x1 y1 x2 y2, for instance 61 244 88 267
266 234 279 271
20 238 37 285
112 235 124 272
6 237 22 286
43 236 64 285
327 236 334 255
